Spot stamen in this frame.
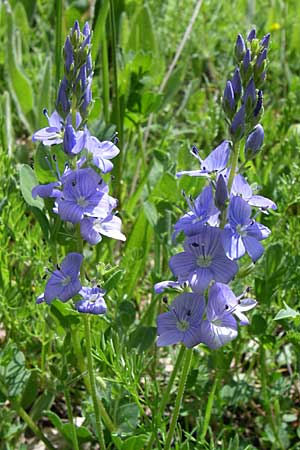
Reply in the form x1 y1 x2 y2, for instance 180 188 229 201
201 243 206 259
43 108 49 120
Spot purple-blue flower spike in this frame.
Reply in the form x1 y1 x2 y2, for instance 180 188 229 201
223 81 236 118
231 68 242 100
247 28 256 42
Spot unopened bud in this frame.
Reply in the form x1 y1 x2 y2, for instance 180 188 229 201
244 124 264 160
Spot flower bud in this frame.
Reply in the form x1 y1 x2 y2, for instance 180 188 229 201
63 124 77 155
235 34 246 61
231 68 242 99
244 124 264 160
243 78 256 113
64 37 74 73
255 48 267 70
215 174 228 208
230 105 245 141
252 90 263 124
247 28 256 42
56 76 70 118
260 33 270 49
223 81 235 118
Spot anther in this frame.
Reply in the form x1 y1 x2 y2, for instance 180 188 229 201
191 242 199 247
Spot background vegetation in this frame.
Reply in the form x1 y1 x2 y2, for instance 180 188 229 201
1 0 300 448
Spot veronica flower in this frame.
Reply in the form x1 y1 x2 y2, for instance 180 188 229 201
176 141 231 178
33 110 85 155
231 174 276 211
42 253 83 304
156 293 205 347
80 214 126 245
199 283 238 349
75 287 107 315
154 280 184 294
32 111 64 146
85 135 120 173
169 227 238 292
56 168 116 224
173 185 219 238
222 195 271 262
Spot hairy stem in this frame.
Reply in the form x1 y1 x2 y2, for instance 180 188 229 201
199 372 219 441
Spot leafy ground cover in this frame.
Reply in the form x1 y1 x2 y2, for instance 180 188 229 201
1 0 300 449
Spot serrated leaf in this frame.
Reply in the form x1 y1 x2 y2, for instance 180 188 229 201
19 164 44 210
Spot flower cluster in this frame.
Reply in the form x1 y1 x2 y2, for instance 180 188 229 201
33 22 125 314
156 29 275 349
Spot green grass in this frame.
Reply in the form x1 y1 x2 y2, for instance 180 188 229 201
1 0 300 449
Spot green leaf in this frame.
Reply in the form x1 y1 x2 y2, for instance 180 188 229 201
116 402 139 434
30 391 55 421
143 201 158 227
128 326 156 352
249 314 268 335
103 269 124 293
274 302 300 321
4 6 35 131
121 434 149 450
0 347 31 399
19 164 44 210
36 56 52 128
1 91 14 157
118 301 136 328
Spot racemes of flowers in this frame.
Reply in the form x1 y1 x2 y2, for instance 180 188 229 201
33 21 125 314
155 29 276 350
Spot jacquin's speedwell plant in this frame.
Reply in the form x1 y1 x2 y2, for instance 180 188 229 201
31 21 125 448
151 28 276 449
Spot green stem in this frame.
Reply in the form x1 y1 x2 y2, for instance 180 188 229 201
84 316 106 449
146 345 186 449
199 373 219 441
63 350 80 450
64 386 80 450
13 402 56 450
227 140 240 195
220 140 240 228
164 347 193 450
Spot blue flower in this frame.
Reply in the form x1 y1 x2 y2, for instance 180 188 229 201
199 283 238 349
85 135 120 173
154 280 183 294
75 287 107 315
222 196 271 262
56 168 116 224
173 185 219 238
231 174 276 211
43 253 83 304
169 226 238 292
156 293 205 347
176 141 231 178
32 111 64 146
80 214 126 245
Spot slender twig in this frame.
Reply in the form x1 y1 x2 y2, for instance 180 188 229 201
143 0 203 146
164 347 193 450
